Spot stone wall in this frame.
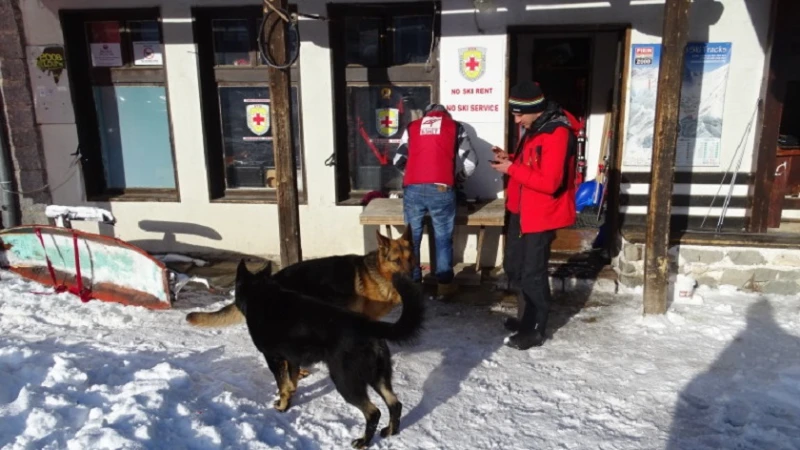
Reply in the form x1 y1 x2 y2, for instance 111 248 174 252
0 0 51 225
615 238 800 296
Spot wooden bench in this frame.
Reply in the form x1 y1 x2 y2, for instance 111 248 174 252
359 198 506 281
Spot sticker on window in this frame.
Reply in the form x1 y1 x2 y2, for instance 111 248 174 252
133 42 163 66
375 108 399 138
245 103 270 140
88 21 123 67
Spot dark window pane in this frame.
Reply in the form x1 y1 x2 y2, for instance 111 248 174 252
218 86 302 189
129 20 160 42
345 17 381 66
286 26 299 64
345 84 431 191
213 19 251 66
393 16 432 65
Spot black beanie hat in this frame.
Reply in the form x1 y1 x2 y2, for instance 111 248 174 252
509 81 546 114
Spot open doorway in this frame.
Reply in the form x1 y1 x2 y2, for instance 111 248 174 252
768 82 800 232
754 0 800 234
508 26 628 255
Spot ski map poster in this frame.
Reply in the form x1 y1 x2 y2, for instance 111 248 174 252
623 44 661 167
622 42 732 167
676 42 732 167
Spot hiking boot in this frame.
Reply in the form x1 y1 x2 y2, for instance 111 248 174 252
503 330 546 350
436 282 459 300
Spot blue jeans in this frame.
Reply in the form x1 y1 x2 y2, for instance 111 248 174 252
403 184 456 284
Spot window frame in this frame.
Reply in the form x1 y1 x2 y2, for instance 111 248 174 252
192 5 306 204
328 2 440 205
61 8 180 202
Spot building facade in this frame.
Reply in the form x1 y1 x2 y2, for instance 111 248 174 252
4 0 799 293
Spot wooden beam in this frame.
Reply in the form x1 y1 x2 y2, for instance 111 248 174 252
643 0 691 315
749 0 788 232
605 28 630 260
264 0 302 267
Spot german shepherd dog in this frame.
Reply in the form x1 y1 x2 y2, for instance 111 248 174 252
233 260 424 449
186 228 415 412
186 227 414 327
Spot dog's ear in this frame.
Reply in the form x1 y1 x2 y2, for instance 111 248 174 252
255 260 273 278
236 259 252 282
400 224 412 243
375 229 391 250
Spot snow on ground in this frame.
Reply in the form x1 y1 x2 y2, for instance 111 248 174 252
1 271 799 450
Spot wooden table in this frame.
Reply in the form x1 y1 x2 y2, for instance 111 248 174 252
359 198 506 275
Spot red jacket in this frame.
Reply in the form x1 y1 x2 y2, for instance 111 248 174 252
505 107 578 233
403 111 458 187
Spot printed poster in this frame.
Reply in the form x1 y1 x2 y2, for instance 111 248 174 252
675 42 732 167
89 21 123 67
623 44 661 167
622 42 732 167
133 41 163 66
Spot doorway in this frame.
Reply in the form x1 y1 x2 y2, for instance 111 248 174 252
754 0 800 233
508 26 628 254
767 85 800 231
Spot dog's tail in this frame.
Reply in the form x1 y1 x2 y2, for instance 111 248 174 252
359 273 425 344
186 304 245 328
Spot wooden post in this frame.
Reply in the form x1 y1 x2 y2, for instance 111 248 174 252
264 0 302 267
643 0 691 315
748 0 786 232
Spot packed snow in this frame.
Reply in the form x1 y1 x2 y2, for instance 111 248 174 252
1 271 799 449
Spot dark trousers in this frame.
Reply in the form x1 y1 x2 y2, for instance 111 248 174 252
503 213 555 333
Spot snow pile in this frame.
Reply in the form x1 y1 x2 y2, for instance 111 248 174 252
1 271 799 449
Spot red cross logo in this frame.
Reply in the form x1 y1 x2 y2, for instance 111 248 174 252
376 108 399 138
459 47 486 81
253 113 265 126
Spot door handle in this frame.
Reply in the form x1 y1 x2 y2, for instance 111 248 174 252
775 161 788 177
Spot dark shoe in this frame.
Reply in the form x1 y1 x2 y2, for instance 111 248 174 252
503 317 521 332
504 330 546 350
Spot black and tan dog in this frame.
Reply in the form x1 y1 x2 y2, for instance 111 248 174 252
186 228 415 412
186 227 414 328
233 260 424 449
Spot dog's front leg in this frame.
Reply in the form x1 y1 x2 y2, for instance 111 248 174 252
283 361 302 405
265 356 293 412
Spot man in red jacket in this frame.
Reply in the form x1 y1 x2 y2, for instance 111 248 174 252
490 81 578 350
394 104 477 298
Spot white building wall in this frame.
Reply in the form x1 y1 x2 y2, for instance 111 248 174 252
20 0 773 261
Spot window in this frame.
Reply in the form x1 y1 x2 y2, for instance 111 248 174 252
193 6 305 202
61 9 178 201
329 2 439 203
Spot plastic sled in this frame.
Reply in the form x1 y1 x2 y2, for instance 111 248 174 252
0 206 210 310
